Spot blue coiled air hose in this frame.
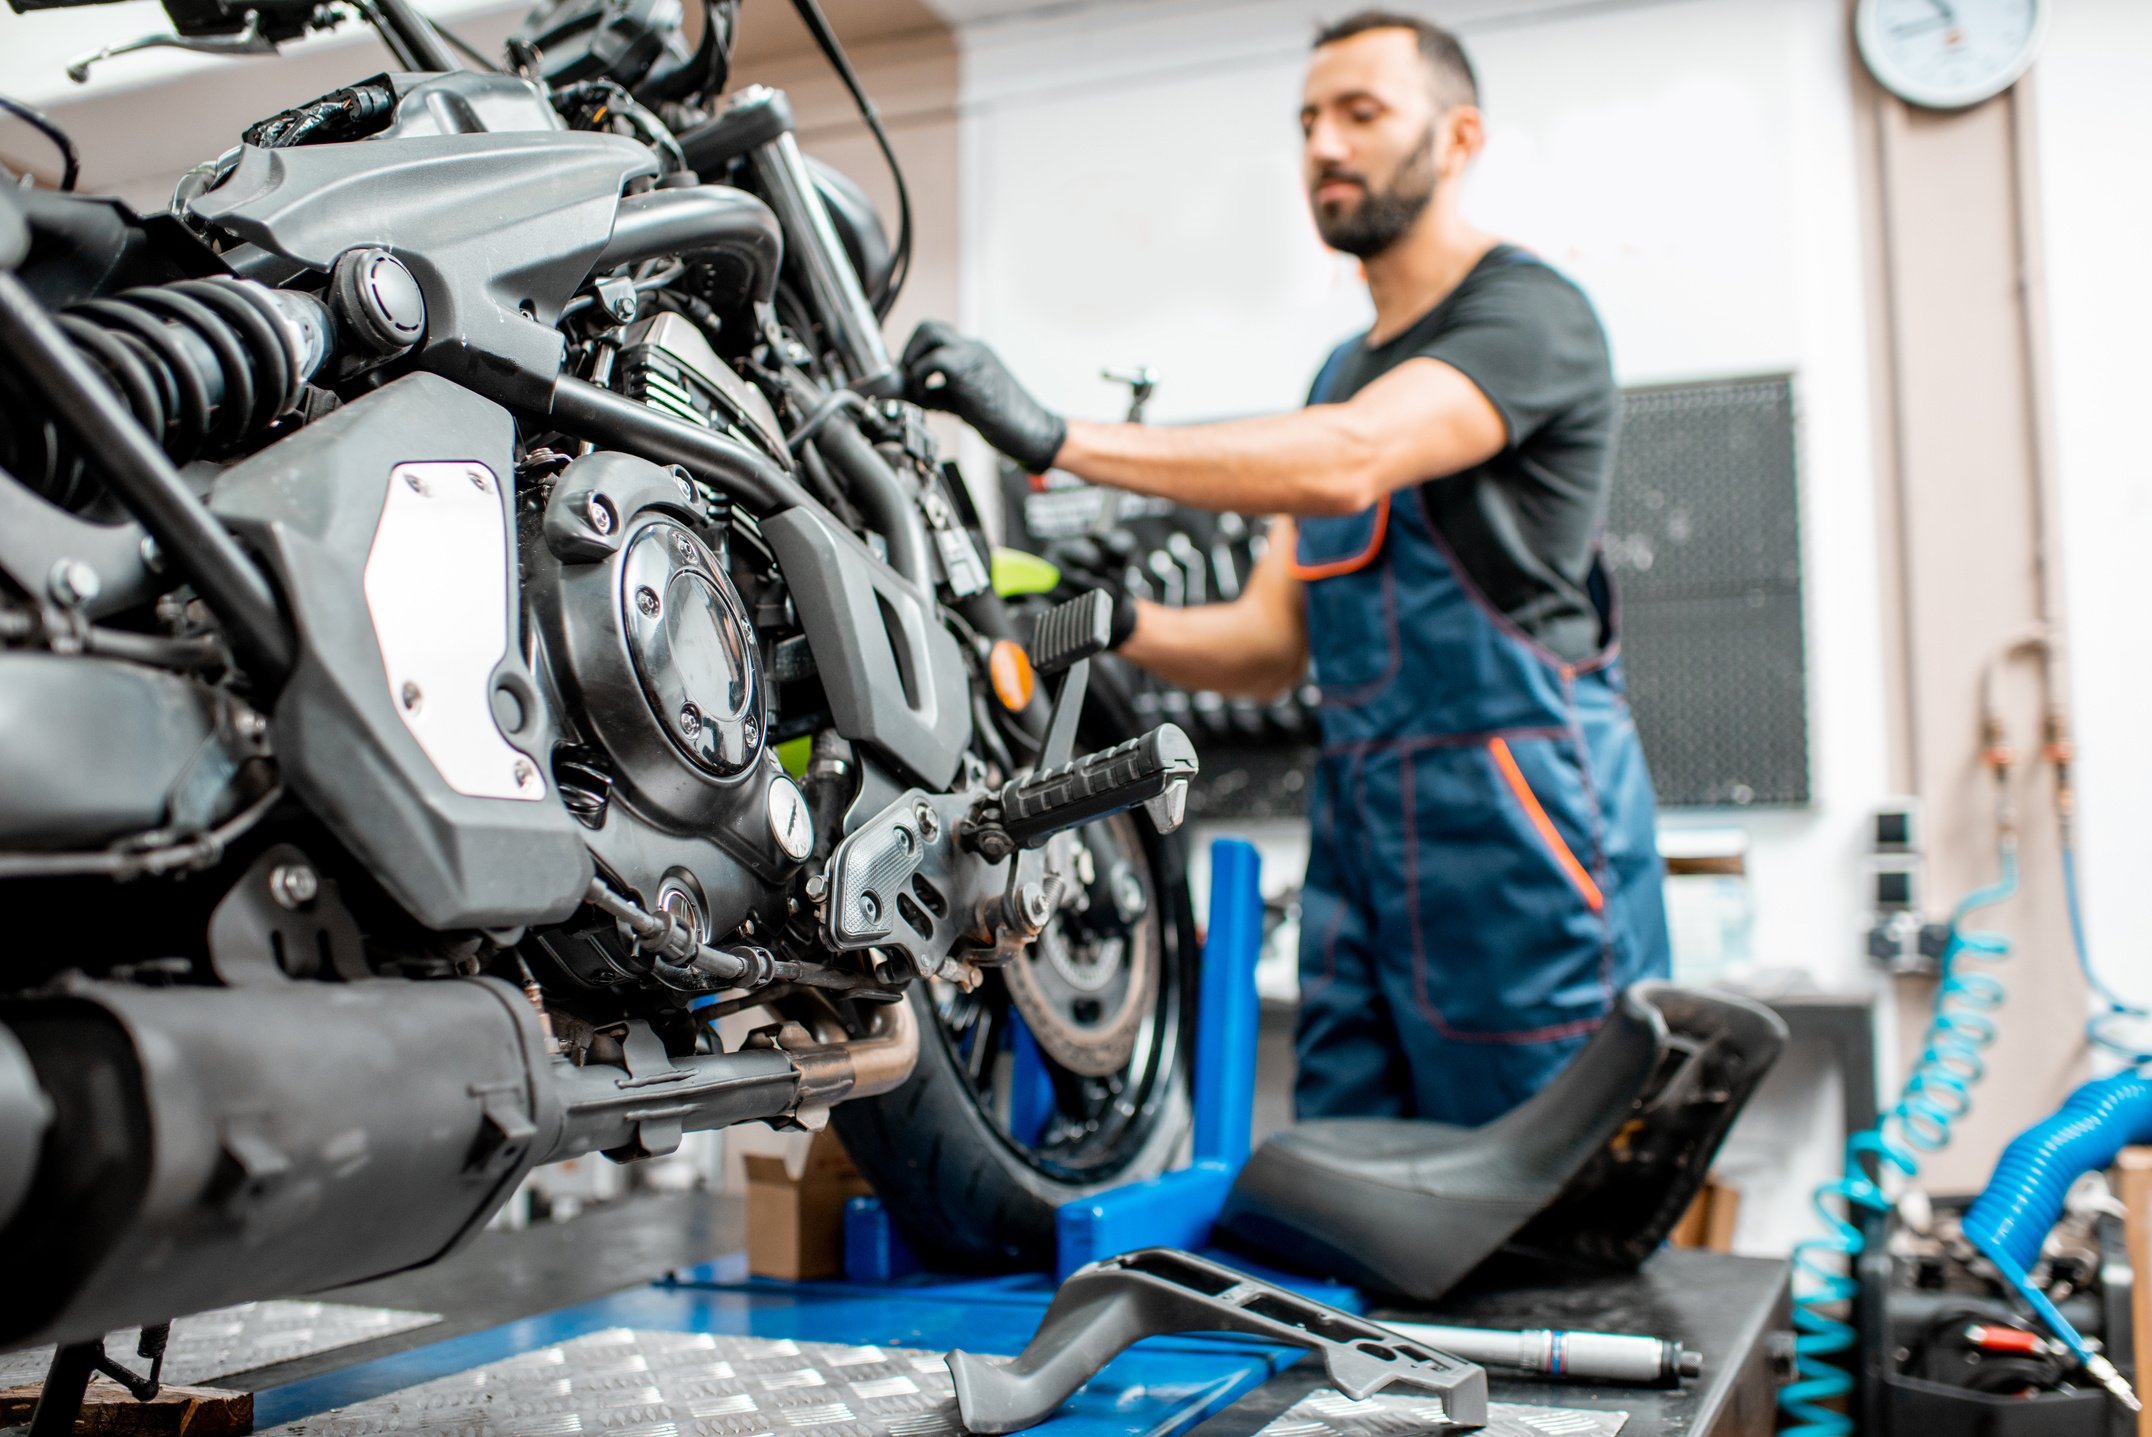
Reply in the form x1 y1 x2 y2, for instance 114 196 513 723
1778 845 2018 1437
1960 1066 2152 1406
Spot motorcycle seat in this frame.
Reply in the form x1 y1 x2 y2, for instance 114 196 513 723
1214 982 1787 1302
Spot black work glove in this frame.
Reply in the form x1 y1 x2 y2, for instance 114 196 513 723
902 320 1067 476
1044 534 1141 650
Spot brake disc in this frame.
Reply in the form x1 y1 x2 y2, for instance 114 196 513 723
999 814 1158 1078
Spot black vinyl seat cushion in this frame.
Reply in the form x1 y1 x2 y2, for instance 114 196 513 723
1215 982 1786 1302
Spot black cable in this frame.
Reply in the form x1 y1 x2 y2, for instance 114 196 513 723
786 0 912 319
428 16 504 73
0 93 81 193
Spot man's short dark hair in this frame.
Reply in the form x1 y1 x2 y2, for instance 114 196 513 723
1313 10 1480 110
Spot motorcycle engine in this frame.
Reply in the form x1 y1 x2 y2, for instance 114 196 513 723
524 442 812 994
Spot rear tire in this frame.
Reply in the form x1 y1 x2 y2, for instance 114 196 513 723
834 695 1197 1269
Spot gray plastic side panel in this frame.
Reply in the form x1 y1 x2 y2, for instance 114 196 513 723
762 508 969 791
211 373 592 929
188 131 658 407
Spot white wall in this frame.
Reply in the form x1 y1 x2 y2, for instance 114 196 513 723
952 0 1892 1254
2033 0 2152 1053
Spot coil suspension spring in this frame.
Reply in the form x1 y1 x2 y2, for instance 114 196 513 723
2 277 329 507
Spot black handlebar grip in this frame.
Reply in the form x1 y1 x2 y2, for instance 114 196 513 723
1000 724 1198 849
1029 589 1114 678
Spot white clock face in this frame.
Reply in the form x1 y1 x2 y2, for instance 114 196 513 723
1856 0 2048 111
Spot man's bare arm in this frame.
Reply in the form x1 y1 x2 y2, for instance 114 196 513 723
1052 357 1505 517
1117 522 1308 699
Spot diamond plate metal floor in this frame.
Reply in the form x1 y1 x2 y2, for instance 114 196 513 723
1257 1388 1625 1437
263 1328 961 1437
0 1300 441 1392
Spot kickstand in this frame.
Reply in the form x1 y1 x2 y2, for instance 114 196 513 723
947 1248 1488 1433
28 1340 99 1437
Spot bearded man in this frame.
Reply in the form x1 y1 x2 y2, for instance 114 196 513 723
904 11 1671 1126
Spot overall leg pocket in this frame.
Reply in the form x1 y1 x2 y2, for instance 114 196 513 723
1380 739 1611 1040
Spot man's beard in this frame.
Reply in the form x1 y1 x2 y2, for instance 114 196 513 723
1312 128 1437 260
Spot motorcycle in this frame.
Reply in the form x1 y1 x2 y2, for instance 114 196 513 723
0 0 1201 1362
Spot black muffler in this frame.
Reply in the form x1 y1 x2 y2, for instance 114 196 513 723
0 977 552 1349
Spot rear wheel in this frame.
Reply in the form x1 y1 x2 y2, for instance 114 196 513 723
833 713 1196 1268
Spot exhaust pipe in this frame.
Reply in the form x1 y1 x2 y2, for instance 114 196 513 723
0 1023 50 1234
537 996 919 1163
2 976 921 1348
0 977 553 1350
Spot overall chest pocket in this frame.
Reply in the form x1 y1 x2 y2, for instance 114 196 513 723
1294 500 1397 699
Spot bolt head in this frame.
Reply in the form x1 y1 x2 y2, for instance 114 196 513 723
859 891 881 922
48 559 100 608
400 681 423 712
513 759 538 791
585 494 616 535
468 469 490 492
269 863 319 910
678 703 702 738
635 585 661 617
914 804 941 842
404 470 430 495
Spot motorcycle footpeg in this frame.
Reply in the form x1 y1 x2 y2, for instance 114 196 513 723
947 1248 1488 1434
1028 589 1114 678
998 723 1197 848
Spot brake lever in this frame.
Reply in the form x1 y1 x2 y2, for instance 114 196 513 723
68 11 275 84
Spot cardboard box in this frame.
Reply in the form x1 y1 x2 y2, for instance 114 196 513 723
745 1127 875 1281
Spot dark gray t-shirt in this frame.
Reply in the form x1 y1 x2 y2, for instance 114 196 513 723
1315 244 1618 663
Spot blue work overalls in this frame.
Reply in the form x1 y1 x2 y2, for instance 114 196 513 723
1292 363 1671 1127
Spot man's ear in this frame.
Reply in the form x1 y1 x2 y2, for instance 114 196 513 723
1441 105 1487 174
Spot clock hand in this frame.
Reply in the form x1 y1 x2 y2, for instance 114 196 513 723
1891 14 1953 36
1925 0 1959 19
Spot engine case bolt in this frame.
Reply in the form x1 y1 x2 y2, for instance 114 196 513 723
586 493 616 535
401 681 423 712
635 585 661 616
269 863 320 910
513 759 538 791
859 891 881 923
47 558 100 608
915 803 940 842
678 703 703 738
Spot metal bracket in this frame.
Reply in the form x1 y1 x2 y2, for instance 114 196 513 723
947 1248 1488 1433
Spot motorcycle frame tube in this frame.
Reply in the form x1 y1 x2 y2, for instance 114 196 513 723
546 374 814 517
596 185 783 308
813 410 930 591
746 128 900 397
0 270 294 681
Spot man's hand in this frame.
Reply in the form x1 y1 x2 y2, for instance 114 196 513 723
902 321 1068 476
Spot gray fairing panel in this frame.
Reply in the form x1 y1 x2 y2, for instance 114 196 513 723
187 129 659 408
761 507 970 790
211 373 592 929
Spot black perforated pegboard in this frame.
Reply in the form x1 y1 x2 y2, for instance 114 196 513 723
1605 376 1809 806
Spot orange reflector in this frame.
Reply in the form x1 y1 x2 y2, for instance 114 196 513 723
990 640 1036 712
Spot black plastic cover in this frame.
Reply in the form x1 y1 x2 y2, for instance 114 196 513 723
760 506 971 791
210 372 592 929
0 655 251 849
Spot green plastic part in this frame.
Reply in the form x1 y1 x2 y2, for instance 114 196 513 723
777 735 812 780
991 546 1060 598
